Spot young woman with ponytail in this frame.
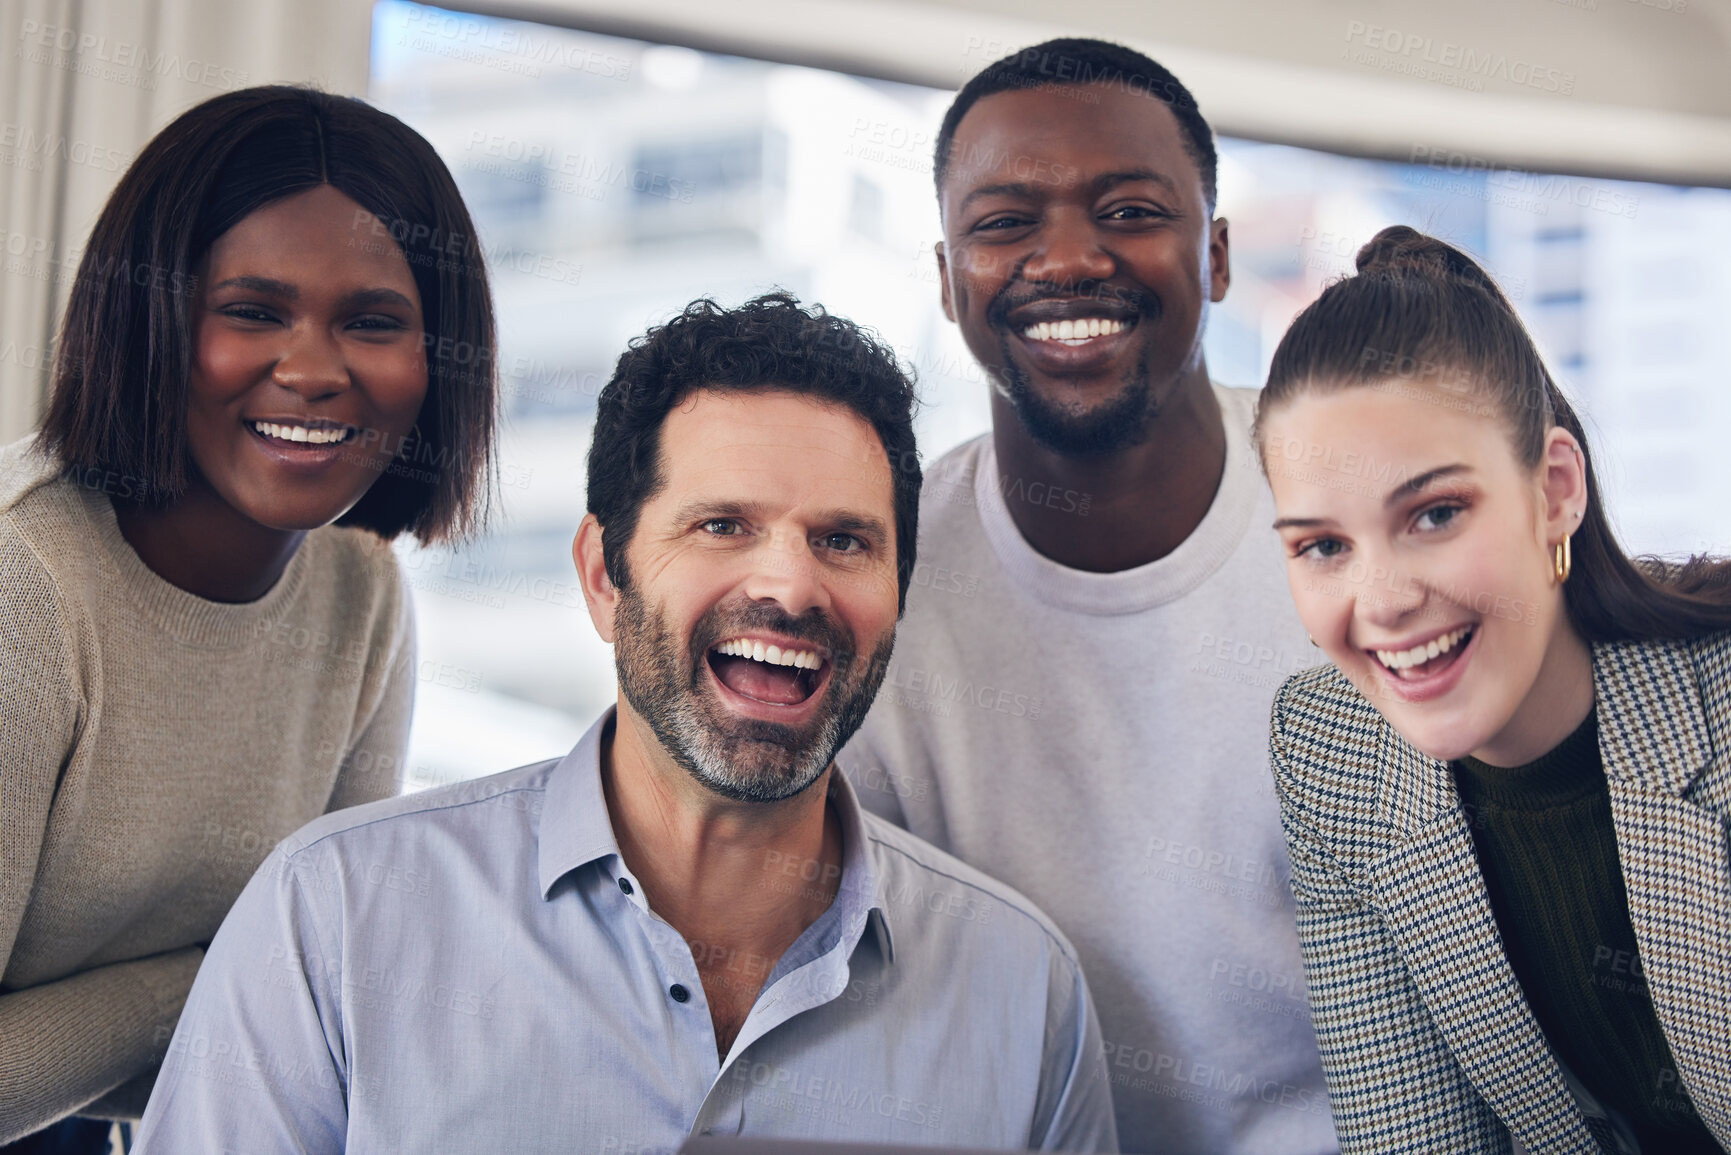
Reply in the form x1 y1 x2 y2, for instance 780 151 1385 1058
1253 225 1731 1155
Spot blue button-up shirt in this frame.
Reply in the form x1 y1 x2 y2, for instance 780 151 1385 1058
135 711 1117 1153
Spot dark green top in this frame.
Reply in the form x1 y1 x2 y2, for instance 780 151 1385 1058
1454 709 1724 1154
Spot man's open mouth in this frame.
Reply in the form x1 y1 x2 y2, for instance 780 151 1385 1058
995 292 1150 367
1017 315 1136 346
706 636 830 706
999 286 1146 345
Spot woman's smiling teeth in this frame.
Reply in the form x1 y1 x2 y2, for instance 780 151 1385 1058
1375 626 1473 672
1021 317 1128 344
251 421 352 445
714 637 824 669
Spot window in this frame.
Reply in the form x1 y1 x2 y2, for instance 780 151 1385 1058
372 0 1731 785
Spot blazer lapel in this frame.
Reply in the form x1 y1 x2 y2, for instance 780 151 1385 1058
1595 641 1731 1140
1368 724 1601 1153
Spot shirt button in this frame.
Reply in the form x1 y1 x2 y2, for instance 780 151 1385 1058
669 983 690 1003
617 877 634 896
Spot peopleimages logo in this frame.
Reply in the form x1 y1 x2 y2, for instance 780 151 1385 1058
17 20 250 91
0 122 130 174
1343 21 1577 96
1409 147 1641 220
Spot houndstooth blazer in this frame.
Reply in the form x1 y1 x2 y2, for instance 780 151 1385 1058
1269 631 1731 1154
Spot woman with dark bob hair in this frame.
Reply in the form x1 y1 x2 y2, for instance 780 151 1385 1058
1254 225 1731 1154
0 86 495 1148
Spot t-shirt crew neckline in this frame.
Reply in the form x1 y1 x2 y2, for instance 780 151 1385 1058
972 383 1262 616
75 480 315 649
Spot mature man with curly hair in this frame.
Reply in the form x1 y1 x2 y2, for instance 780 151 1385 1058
135 293 1118 1154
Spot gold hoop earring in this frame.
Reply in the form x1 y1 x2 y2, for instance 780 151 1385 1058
1553 534 1572 584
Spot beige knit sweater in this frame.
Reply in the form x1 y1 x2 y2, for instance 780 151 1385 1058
0 437 414 1142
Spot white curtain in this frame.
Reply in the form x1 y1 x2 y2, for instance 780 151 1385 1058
0 0 373 445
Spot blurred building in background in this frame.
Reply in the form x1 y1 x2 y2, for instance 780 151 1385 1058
370 0 1731 787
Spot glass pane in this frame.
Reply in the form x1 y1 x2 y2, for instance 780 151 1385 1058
372 0 1731 786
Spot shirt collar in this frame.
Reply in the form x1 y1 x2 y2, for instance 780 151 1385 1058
828 761 896 966
538 708 625 897
537 706 896 964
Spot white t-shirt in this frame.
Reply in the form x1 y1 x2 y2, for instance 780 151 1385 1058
841 384 1339 1155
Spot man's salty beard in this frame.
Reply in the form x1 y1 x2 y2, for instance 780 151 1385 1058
612 585 895 803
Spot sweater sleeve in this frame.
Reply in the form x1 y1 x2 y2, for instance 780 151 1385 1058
0 528 204 1142
0 950 204 1142
324 566 415 812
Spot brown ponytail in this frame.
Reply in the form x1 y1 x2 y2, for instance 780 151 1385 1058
1253 224 1731 643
